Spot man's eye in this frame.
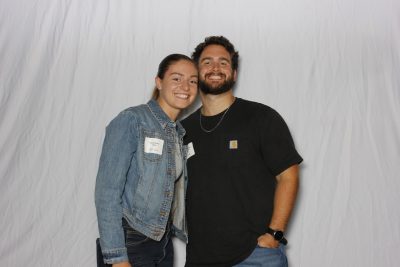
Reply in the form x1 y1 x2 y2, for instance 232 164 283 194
173 78 180 82
191 80 198 84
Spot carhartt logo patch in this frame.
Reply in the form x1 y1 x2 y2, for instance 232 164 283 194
229 140 238 149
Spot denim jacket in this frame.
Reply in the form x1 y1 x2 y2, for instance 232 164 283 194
95 100 188 264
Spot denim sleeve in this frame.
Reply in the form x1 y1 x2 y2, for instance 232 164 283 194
95 111 137 264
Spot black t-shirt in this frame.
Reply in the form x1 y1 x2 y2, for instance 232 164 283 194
182 98 303 267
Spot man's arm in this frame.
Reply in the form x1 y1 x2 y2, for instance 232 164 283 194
257 164 300 248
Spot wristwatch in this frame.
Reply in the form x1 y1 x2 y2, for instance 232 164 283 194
266 227 288 245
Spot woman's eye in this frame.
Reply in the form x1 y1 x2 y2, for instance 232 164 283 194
191 80 198 84
173 78 180 82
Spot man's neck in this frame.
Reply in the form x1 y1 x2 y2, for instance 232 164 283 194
200 90 236 116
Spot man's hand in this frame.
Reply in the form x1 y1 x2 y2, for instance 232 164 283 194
112 262 132 267
257 233 279 248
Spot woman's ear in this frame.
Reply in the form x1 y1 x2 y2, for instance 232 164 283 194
155 77 162 91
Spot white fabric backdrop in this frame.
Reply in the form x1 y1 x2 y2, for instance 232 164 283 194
1 0 399 266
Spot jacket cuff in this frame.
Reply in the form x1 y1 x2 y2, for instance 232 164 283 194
102 248 129 264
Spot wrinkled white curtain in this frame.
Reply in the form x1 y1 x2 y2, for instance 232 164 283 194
1 0 399 266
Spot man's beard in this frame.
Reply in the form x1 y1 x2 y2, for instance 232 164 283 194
199 75 235 95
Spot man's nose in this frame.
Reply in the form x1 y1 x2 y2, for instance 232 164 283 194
211 61 220 71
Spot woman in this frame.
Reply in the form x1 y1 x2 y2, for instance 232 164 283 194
95 54 198 267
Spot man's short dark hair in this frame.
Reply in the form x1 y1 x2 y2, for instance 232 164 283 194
192 36 239 71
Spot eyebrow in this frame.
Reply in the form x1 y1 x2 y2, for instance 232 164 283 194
170 72 198 78
200 57 230 62
170 72 183 76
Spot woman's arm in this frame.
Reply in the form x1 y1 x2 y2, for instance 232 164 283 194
95 111 138 264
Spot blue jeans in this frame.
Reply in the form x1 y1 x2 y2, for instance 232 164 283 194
122 218 173 267
233 244 288 267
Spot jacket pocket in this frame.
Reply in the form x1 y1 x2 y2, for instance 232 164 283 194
133 128 166 220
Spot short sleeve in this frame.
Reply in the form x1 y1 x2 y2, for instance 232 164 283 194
259 108 303 176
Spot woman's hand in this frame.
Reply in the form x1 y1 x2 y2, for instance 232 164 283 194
112 262 132 267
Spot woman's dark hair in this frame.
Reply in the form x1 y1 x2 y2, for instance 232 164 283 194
191 36 239 71
151 54 194 100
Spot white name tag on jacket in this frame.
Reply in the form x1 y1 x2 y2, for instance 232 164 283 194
187 142 195 159
144 137 164 155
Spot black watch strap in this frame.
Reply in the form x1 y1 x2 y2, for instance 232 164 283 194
266 227 288 245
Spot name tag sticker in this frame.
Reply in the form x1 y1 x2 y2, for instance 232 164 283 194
229 140 238 149
187 142 195 159
144 137 164 155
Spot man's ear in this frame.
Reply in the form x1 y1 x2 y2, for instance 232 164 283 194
155 77 162 90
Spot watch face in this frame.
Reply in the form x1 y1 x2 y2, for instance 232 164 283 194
274 231 284 241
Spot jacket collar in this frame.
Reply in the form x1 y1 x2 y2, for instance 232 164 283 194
146 99 186 137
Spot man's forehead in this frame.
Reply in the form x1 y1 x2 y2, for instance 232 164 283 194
200 45 231 60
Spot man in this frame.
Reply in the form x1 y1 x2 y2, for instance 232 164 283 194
182 36 303 267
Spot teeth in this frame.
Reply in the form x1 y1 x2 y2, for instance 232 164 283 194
175 93 189 99
207 74 223 80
